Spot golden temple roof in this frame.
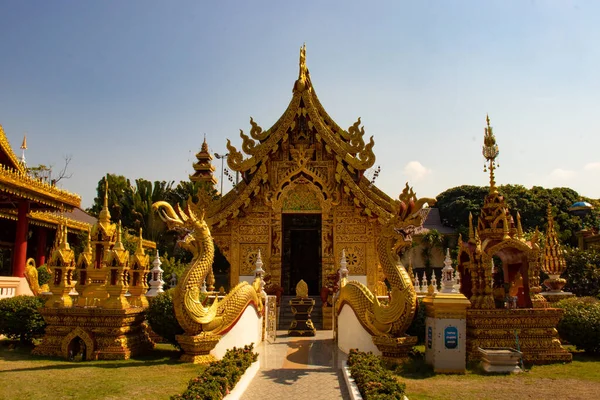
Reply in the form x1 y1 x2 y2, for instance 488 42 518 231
0 124 81 210
190 137 217 185
202 45 411 228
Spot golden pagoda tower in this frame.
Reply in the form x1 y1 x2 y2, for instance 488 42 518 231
75 230 93 306
128 227 150 308
542 203 569 294
45 224 76 308
189 136 218 186
83 178 115 305
102 221 130 309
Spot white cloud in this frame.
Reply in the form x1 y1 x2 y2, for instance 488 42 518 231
584 162 600 171
548 168 576 180
403 161 431 182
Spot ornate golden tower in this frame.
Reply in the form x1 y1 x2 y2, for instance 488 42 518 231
542 203 568 292
75 230 93 306
190 137 218 186
128 228 150 308
45 224 76 308
102 221 130 309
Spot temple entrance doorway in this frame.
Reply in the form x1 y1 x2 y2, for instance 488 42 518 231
282 213 321 295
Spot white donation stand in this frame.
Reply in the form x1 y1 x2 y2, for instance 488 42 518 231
423 249 471 374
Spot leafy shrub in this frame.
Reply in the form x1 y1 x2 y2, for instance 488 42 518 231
146 289 184 348
406 298 425 344
37 265 51 286
555 296 600 354
563 248 600 298
347 349 406 400
0 295 46 343
171 344 258 400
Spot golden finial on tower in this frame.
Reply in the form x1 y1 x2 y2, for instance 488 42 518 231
482 115 500 194
295 43 309 92
135 227 145 256
60 226 71 250
502 212 510 239
516 212 524 240
299 43 307 78
114 221 125 251
99 176 111 223
468 212 474 242
19 134 27 165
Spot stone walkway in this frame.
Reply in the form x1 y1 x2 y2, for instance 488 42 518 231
243 330 350 400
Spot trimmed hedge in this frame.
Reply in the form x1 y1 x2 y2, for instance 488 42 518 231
146 289 184 348
347 349 406 400
0 295 46 343
37 265 51 287
555 296 600 354
171 344 258 400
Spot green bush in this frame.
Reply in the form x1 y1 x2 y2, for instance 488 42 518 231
406 297 425 344
347 349 406 400
37 265 51 286
563 248 600 298
555 296 600 354
0 295 46 343
171 344 258 400
146 289 184 348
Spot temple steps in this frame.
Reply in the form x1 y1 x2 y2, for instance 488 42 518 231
277 295 324 331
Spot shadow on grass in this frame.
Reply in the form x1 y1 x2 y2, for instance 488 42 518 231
389 352 435 380
0 340 185 373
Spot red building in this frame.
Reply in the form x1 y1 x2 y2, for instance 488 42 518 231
0 125 92 297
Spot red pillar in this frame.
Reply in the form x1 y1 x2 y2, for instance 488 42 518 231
12 200 30 277
36 227 48 267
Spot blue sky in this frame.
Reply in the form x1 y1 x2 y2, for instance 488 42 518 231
1 0 598 208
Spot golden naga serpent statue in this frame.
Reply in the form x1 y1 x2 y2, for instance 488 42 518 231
336 184 435 337
152 201 262 336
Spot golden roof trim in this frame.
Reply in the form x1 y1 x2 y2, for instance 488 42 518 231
0 125 27 174
0 209 92 232
0 165 81 208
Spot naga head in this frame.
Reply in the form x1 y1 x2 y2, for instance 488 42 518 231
152 200 210 255
386 183 436 255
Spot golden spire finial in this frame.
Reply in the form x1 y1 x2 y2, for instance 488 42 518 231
20 134 27 150
468 212 474 241
482 115 500 194
516 212 524 240
502 212 510 239
298 42 308 81
114 221 125 251
99 175 112 223
59 225 70 251
135 227 145 256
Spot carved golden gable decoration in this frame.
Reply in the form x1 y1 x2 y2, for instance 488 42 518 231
195 46 433 294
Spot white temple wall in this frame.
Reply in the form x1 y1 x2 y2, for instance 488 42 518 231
337 304 381 355
211 304 262 359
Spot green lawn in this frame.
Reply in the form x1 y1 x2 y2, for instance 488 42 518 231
2 339 600 400
0 340 201 400
397 350 600 400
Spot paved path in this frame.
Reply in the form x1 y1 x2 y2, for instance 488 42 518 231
243 330 350 400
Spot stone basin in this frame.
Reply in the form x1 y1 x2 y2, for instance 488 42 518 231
478 347 523 373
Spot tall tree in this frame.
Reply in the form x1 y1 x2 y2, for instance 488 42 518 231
88 174 133 222
436 184 599 246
